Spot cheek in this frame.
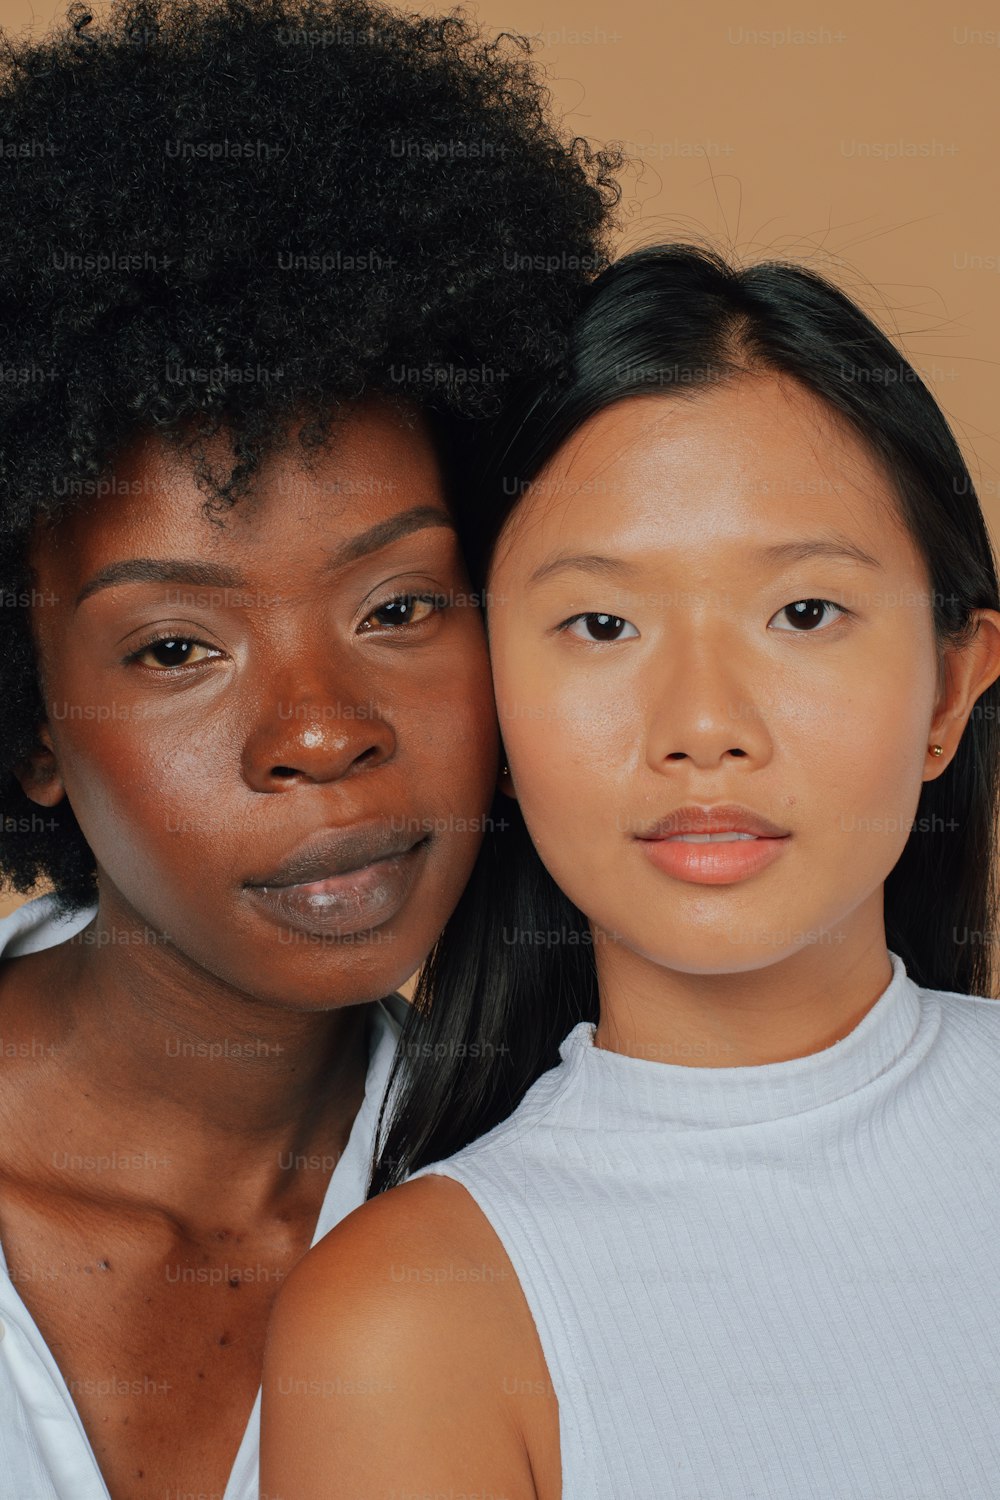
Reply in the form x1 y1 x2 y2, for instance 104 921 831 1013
493 624 638 866
408 623 498 803
49 712 237 880
790 631 936 796
447 627 497 743
824 710 933 869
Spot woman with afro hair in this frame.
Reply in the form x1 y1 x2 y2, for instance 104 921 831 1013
0 1 620 1496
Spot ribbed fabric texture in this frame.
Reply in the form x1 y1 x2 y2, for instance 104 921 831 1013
411 953 1000 1498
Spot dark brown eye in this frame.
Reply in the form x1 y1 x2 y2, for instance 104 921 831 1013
772 599 842 631
566 613 639 643
360 594 443 630
128 637 217 669
150 638 194 665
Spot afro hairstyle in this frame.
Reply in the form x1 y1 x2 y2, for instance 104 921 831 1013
0 0 621 913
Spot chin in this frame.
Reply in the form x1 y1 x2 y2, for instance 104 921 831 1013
618 926 802 977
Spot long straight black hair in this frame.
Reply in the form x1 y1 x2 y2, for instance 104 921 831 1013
368 243 1000 1196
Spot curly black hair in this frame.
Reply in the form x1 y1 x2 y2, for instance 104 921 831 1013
0 0 621 913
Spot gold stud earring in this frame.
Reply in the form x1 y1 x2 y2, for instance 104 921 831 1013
929 744 944 757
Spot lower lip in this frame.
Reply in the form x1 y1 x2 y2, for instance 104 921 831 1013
639 834 788 885
246 841 428 938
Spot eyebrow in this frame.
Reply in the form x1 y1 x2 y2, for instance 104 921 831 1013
528 553 641 587
74 504 454 609
527 535 882 587
756 538 882 569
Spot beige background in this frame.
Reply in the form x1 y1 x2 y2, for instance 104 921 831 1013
1 0 998 917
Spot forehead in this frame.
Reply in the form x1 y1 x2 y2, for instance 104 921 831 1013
30 400 446 581
501 373 902 557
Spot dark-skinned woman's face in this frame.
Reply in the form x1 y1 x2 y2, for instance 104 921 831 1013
19 401 498 1009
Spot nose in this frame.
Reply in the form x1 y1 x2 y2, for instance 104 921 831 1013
241 652 396 791
645 625 772 772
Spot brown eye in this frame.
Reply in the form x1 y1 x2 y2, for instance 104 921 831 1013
565 613 639 643
360 594 444 631
128 637 218 669
770 599 844 632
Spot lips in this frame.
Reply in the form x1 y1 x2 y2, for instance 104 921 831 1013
243 821 431 938
637 804 790 841
635 803 790 886
245 822 425 890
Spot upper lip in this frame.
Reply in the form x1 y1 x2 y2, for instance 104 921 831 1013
637 804 790 839
245 822 425 889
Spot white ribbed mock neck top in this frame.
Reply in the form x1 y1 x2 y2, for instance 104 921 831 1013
413 952 1000 1498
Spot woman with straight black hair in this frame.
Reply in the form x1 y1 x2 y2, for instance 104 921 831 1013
263 246 1000 1499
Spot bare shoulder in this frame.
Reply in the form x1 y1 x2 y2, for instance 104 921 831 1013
262 1174 561 1500
272 1172 521 1310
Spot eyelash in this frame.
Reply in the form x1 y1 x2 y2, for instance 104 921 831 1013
557 598 850 643
122 593 450 670
558 613 638 644
357 592 450 632
770 598 849 632
122 631 221 671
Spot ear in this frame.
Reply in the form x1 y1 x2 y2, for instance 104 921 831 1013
12 724 67 809
924 609 1000 781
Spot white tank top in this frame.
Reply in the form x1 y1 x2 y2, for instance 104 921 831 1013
411 952 1000 1497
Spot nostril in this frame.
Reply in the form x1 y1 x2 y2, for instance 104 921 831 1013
270 765 298 778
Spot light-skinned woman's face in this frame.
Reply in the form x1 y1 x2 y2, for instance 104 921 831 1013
487 372 988 977
20 400 498 1008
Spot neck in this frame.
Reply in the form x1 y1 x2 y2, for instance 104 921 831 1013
3 895 373 1224
593 904 893 1067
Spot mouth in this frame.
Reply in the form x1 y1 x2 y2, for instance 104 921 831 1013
244 823 431 938
663 831 759 844
639 804 790 840
636 804 790 885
